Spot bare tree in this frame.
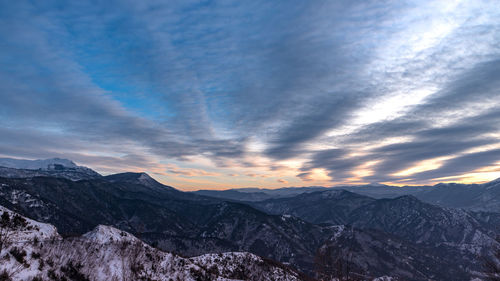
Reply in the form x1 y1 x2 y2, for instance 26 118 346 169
315 246 353 281
128 241 146 281
0 211 31 252
484 236 500 281
314 227 356 281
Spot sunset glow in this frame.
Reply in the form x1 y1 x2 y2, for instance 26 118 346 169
1 0 499 190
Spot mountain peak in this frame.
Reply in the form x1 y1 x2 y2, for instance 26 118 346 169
0 205 60 241
489 177 500 184
138 172 153 179
390 195 422 205
104 172 151 182
47 157 77 166
316 189 366 199
82 225 137 244
104 172 176 191
0 157 101 180
0 157 78 170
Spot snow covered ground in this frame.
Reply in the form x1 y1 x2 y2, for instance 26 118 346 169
0 205 303 281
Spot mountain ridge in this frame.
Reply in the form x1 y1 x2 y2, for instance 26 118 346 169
0 159 499 280
0 157 101 181
0 205 305 281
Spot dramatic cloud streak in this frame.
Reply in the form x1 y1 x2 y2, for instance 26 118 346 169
1 0 499 189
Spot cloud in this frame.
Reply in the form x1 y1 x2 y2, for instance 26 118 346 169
0 0 499 187
408 148 500 182
300 149 368 182
297 172 313 182
165 164 222 177
277 179 288 184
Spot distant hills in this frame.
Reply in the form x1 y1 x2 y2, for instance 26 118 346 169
194 178 500 213
0 157 499 280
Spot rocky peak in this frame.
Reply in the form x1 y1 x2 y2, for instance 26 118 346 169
82 225 138 244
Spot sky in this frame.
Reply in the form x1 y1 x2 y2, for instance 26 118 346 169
1 0 500 190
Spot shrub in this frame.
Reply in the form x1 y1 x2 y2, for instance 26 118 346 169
9 247 27 264
0 270 11 281
60 261 90 281
38 259 45 270
47 269 58 280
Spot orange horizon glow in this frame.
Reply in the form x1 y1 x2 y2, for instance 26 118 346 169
73 151 500 192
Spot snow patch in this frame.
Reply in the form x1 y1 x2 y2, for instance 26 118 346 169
82 225 138 244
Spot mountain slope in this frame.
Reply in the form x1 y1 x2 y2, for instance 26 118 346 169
104 172 177 191
193 189 275 201
0 175 337 275
415 179 500 212
315 226 482 281
193 186 331 201
0 157 101 181
252 190 375 224
1 164 498 280
0 206 304 281
253 191 499 254
347 195 498 248
198 179 500 213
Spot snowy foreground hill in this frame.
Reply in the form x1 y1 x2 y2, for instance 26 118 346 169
0 205 304 281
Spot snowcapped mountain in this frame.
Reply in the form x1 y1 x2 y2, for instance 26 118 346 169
0 205 60 242
0 206 304 281
81 224 138 244
0 157 78 170
0 157 101 181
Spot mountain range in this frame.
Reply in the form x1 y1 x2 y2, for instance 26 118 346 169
0 157 101 181
0 157 499 280
0 205 304 281
194 179 500 213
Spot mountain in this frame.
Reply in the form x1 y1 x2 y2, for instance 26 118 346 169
0 175 205 235
315 226 481 281
414 179 500 212
0 157 78 170
0 157 101 181
0 161 499 280
337 184 428 199
347 195 498 248
193 186 329 201
104 172 177 191
252 190 375 224
192 184 426 202
193 189 275 201
252 190 499 249
203 179 500 213
0 175 337 275
0 205 304 281
2 204 484 281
